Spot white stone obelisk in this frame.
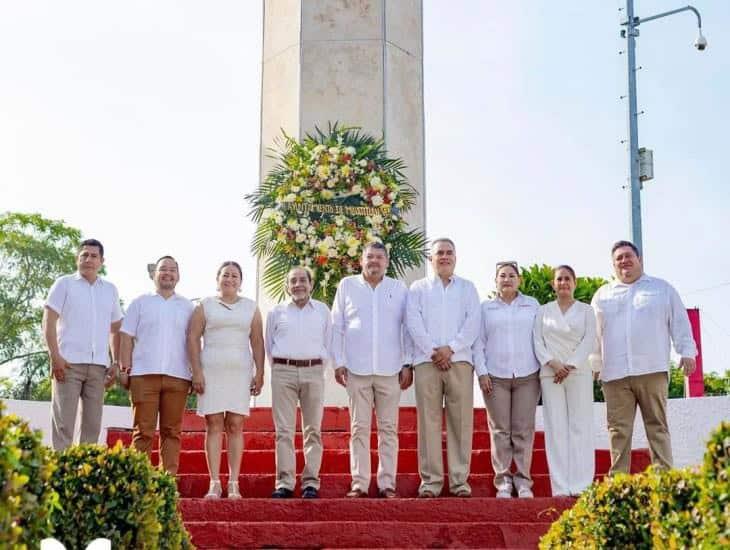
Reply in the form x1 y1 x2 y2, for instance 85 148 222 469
255 0 425 406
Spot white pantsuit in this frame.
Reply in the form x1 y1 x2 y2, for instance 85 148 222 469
533 301 597 496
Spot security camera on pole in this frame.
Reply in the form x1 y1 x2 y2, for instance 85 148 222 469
620 1 707 258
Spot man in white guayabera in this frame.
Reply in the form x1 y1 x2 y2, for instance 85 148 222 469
266 266 332 499
332 242 413 498
44 238 122 450
592 240 697 474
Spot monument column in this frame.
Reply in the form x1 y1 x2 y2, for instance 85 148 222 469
255 0 425 406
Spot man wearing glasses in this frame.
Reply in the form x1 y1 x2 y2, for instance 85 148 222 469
406 238 481 498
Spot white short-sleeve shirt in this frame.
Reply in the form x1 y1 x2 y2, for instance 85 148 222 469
120 292 194 380
45 273 123 367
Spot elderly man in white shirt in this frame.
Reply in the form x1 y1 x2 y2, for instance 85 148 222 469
592 240 697 474
120 256 194 475
43 239 123 450
266 267 332 499
407 238 481 498
332 242 413 498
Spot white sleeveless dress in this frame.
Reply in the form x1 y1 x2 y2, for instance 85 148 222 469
196 296 256 417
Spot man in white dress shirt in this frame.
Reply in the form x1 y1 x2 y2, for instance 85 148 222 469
332 242 413 498
592 240 697 474
406 238 481 498
266 267 332 499
120 256 194 474
43 239 123 450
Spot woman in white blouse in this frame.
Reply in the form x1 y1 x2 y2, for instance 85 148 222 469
474 261 541 499
533 265 597 497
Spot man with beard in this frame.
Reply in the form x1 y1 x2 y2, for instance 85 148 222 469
332 242 413 498
120 256 194 474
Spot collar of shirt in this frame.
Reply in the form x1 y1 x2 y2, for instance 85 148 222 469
610 273 651 290
287 299 316 310
428 273 457 288
494 292 530 306
73 272 104 286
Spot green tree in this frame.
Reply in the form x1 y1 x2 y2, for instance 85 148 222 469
0 213 81 399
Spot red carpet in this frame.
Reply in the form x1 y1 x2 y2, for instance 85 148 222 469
106 407 651 548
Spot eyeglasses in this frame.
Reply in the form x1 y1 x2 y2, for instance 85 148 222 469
496 261 519 271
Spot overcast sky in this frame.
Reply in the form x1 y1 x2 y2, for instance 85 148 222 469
1 1 728 374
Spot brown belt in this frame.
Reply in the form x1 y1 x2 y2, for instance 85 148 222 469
273 357 323 367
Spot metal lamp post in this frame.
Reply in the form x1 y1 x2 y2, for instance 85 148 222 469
621 2 707 257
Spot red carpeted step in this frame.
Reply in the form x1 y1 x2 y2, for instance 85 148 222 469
106 429 545 451
185 520 555 549
174 407 487 432
178 497 574 523
157 448 552 474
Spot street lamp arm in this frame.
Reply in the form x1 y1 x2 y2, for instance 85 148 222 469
624 5 703 29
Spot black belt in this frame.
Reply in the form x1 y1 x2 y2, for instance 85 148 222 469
273 357 323 367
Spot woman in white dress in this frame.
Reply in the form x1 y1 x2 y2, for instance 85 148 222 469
187 261 265 499
532 265 597 497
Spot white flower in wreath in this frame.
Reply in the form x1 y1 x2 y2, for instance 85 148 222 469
371 194 384 207
286 219 300 231
290 185 300 193
334 215 345 227
299 218 310 228
357 159 367 167
327 248 338 258
385 243 392 251
329 146 340 156
295 232 306 243
387 192 396 201
261 208 274 220
309 237 318 247
274 211 285 224
320 189 335 200
370 175 381 186
371 213 383 225
307 225 316 236
351 184 362 194
345 146 356 156
312 144 326 156
304 257 312 266
340 165 351 177
347 247 358 257
282 193 297 203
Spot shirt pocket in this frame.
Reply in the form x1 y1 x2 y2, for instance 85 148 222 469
633 291 663 312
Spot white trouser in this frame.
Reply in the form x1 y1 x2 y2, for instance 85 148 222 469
540 370 595 496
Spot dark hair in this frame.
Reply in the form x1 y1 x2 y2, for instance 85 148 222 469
155 255 179 269
363 241 389 260
495 261 519 276
79 238 104 258
287 265 313 283
430 238 456 253
217 261 243 279
611 240 640 257
553 264 576 280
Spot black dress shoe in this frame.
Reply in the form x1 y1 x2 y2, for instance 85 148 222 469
271 487 294 498
301 486 319 499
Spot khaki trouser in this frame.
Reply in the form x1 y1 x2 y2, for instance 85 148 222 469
271 364 325 491
483 371 541 492
602 371 672 474
51 363 107 450
414 361 474 496
346 372 401 492
130 374 191 475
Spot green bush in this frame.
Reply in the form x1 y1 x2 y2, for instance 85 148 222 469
50 442 194 549
0 401 58 549
540 421 730 549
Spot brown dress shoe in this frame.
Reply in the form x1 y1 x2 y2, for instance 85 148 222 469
378 488 397 499
418 490 437 498
345 488 368 498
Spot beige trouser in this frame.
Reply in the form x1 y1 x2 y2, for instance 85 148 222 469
414 361 474 496
602 371 672 474
51 363 107 450
346 372 401 492
483 371 541 492
130 374 191 475
271 364 325 491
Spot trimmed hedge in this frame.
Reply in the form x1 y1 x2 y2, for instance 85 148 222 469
51 442 193 549
540 421 730 549
0 402 58 549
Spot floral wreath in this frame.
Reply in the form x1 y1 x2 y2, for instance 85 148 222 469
246 124 426 304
